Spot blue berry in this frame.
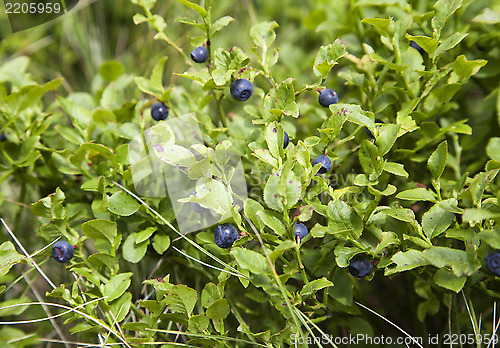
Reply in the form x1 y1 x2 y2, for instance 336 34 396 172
52 241 74 263
348 254 372 278
230 79 253 101
294 223 308 240
410 41 425 55
214 223 239 248
318 88 339 107
0 132 5 141
191 46 209 63
365 119 384 139
151 103 169 121
485 250 500 276
313 155 332 174
283 131 290 149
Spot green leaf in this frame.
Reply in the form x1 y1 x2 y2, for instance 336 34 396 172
463 209 500 222
201 282 221 308
122 233 148 263
82 219 117 244
206 298 230 321
310 223 329 238
322 104 348 138
374 232 399 255
406 35 439 53
252 149 278 168
292 205 314 222
150 56 168 93
88 253 117 270
486 138 500 161
422 199 457 238
359 140 382 176
329 268 352 306
256 210 285 236
383 162 409 178
109 292 132 322
427 140 447 180
210 16 234 36
376 124 400 156
385 250 428 275
244 199 265 231
30 187 66 219
231 248 269 275
153 234 170 254
396 188 436 202
361 17 393 37
136 227 157 243
434 32 468 57
133 13 148 24
0 242 25 277
108 191 140 216
367 184 397 196
472 8 500 24
313 39 348 78
0 56 33 88
432 0 463 37
268 78 299 117
326 200 363 238
99 60 124 82
6 78 62 113
450 55 487 82
175 0 207 17
269 240 296 263
300 277 334 298
433 268 466 293
250 21 279 52
131 0 156 10
476 229 500 248
423 247 467 276
188 314 210 333
153 144 197 170
265 122 281 160
263 172 283 212
103 273 132 302
165 284 198 316
338 103 374 130
75 143 120 169
176 17 206 30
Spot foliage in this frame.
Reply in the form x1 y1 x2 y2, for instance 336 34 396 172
0 0 499 347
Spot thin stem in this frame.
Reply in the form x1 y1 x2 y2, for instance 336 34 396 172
243 214 306 343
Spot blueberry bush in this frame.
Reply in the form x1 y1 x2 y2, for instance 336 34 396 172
1 0 499 347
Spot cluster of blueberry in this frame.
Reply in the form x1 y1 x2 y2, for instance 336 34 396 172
50 39 500 282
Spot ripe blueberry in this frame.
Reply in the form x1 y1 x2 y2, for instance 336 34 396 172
410 41 425 55
191 46 209 63
230 79 253 101
318 88 339 107
151 102 169 121
0 132 5 141
313 155 332 174
294 223 308 240
365 119 384 139
214 223 239 248
485 250 500 276
52 241 74 263
283 131 290 149
348 254 372 278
